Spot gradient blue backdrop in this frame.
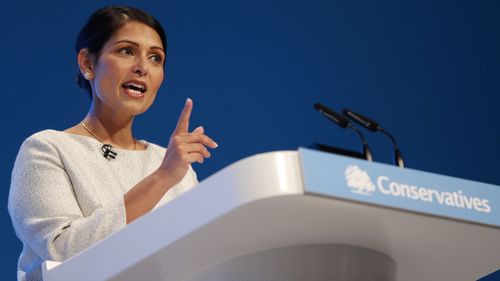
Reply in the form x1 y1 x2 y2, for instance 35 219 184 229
2 1 499 279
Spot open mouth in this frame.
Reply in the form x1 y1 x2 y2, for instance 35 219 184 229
122 80 147 97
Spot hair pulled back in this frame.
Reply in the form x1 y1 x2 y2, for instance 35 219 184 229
75 6 167 99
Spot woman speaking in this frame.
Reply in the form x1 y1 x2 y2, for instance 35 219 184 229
8 6 217 281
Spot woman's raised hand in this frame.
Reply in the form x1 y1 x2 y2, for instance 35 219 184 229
158 98 218 184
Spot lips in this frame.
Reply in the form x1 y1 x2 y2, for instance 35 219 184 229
122 79 147 98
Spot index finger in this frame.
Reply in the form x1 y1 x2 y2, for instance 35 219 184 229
174 98 193 134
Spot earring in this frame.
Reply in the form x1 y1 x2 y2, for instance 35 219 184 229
84 71 92 80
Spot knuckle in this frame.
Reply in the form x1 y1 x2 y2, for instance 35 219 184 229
177 144 186 152
175 137 185 146
193 134 202 142
181 155 191 164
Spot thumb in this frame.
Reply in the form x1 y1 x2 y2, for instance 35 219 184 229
193 126 204 134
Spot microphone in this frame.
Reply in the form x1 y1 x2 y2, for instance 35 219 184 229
101 144 117 159
342 108 405 168
313 103 349 128
314 103 373 161
342 108 379 131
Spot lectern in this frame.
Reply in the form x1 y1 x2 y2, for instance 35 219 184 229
42 149 500 281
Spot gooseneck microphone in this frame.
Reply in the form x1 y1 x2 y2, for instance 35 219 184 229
342 108 405 168
313 103 349 128
314 103 373 161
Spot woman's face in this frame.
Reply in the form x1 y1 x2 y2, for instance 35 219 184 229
91 21 165 117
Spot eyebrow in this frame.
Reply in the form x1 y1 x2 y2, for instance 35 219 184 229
113 40 164 53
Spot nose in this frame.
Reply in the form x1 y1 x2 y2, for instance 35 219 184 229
132 58 148 76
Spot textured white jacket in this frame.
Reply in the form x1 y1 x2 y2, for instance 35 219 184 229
8 130 198 281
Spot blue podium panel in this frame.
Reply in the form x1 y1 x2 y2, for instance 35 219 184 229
299 147 500 228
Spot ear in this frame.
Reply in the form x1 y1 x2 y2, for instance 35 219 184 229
77 49 95 80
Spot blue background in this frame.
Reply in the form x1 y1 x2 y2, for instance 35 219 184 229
2 0 499 279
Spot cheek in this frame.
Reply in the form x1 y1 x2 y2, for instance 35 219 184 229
153 69 165 89
146 70 163 105
95 58 124 93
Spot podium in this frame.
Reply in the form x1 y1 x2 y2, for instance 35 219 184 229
42 149 500 281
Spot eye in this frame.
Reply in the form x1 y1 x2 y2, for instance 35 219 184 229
119 47 134 55
150 54 163 64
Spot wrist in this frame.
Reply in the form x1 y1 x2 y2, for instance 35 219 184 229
152 168 177 190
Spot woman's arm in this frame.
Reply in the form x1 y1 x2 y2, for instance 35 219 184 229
124 98 217 223
8 136 128 261
8 100 215 262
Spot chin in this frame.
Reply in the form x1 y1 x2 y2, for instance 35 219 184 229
125 99 156 115
121 104 151 116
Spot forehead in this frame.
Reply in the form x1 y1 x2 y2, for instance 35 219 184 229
106 21 163 49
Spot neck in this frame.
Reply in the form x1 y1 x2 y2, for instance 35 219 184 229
83 102 136 149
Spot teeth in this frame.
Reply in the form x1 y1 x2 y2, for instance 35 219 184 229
128 89 142 95
123 82 146 93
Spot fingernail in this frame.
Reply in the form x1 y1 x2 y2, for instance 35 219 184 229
213 141 219 148
186 98 191 104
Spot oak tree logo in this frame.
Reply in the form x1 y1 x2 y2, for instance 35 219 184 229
345 165 376 196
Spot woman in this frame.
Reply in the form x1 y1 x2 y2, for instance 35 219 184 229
8 6 217 281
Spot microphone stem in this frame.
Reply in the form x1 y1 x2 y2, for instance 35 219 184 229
348 124 373 161
380 129 399 149
380 128 405 168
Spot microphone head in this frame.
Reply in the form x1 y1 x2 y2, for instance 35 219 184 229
342 108 380 131
314 103 350 128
